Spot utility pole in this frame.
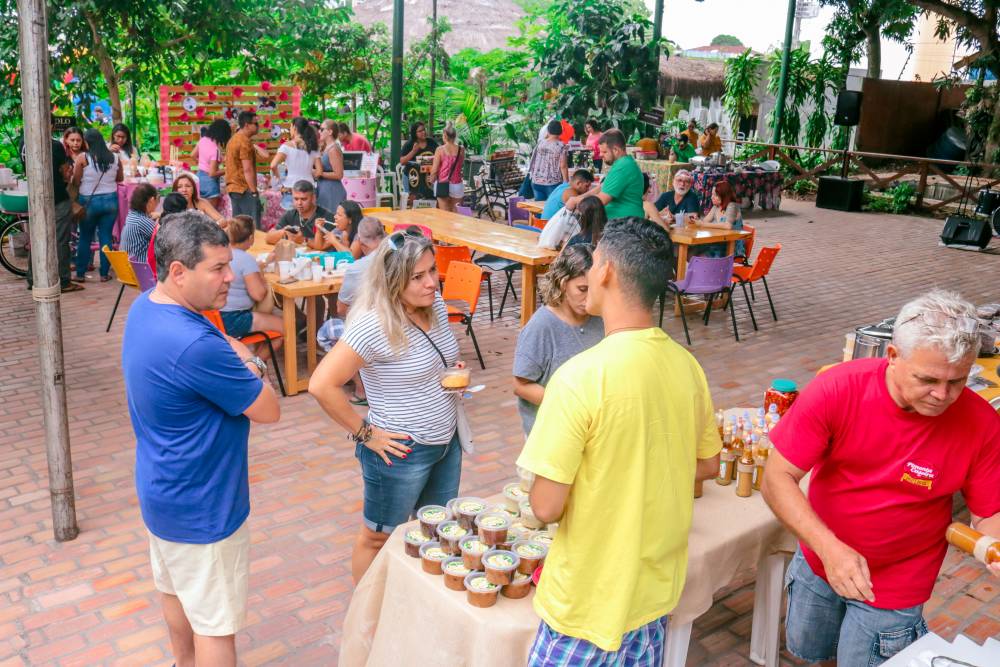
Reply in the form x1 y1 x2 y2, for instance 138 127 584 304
16 0 79 542
772 0 797 144
429 0 438 134
390 0 404 168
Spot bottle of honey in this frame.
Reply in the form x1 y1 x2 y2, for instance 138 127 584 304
736 434 757 497
946 523 1000 564
752 431 771 491
716 425 735 487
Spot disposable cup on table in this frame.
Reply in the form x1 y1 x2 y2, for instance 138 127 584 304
278 261 293 280
310 264 323 282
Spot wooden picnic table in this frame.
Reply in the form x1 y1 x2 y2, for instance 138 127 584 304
668 225 753 315
374 209 558 326
516 199 546 227
249 231 343 396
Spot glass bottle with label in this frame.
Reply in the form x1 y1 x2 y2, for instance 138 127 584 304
736 434 757 497
716 422 735 486
752 431 771 491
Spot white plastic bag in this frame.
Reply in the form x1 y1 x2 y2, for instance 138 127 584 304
537 206 580 250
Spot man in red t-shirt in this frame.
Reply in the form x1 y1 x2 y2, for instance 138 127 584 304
763 290 1000 666
337 123 372 153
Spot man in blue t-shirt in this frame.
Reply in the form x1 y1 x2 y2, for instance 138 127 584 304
540 169 596 221
122 211 280 666
654 169 702 225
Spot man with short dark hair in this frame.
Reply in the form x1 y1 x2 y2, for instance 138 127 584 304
122 212 280 667
264 180 334 249
338 122 372 152
566 129 645 220
226 111 262 227
517 217 720 664
540 168 595 220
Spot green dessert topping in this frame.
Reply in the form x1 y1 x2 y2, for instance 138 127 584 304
422 508 447 522
506 485 526 497
423 547 447 560
516 543 544 557
479 515 507 529
486 553 515 569
444 560 470 575
469 576 499 592
458 500 485 514
405 530 430 543
439 523 467 537
461 539 488 554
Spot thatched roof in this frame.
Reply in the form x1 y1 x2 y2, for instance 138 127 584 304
659 55 726 100
352 0 524 54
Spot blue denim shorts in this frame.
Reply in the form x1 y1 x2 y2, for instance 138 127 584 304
197 170 221 198
220 309 254 337
355 430 462 534
784 548 927 666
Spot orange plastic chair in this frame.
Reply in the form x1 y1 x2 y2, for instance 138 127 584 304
731 244 781 329
202 310 287 396
362 206 393 215
440 261 485 369
102 245 139 332
435 244 495 321
392 223 433 239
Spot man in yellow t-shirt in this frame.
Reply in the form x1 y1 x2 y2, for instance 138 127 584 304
516 217 722 664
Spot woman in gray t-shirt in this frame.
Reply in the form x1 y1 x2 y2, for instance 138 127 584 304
512 245 604 435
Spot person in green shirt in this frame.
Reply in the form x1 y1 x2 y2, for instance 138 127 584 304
670 134 697 162
565 129 645 220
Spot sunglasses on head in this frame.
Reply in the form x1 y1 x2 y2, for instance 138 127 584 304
897 311 979 335
388 228 425 251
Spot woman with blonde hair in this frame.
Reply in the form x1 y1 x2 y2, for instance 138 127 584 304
430 122 465 212
512 244 604 435
308 228 463 583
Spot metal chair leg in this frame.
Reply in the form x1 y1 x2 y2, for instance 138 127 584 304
262 336 286 397
728 287 741 342
485 274 494 322
703 292 715 326
497 269 517 318
761 276 777 321
677 293 691 345
106 283 125 332
740 281 758 331
465 318 486 369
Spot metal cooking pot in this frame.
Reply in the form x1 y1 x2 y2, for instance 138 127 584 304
853 320 894 359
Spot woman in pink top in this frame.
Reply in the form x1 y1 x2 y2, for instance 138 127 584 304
584 118 603 172
430 123 465 212
192 119 232 207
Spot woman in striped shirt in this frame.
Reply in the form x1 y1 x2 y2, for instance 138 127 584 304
309 228 463 583
120 183 160 263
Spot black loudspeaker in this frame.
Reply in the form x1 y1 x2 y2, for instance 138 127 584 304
940 216 992 248
834 90 863 127
816 176 865 211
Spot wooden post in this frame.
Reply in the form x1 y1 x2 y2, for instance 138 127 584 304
916 161 929 210
16 0 79 541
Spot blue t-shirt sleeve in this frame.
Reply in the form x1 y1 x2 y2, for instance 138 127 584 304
173 332 264 417
654 192 670 211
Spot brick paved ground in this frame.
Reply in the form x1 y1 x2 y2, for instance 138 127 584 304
2 198 1000 666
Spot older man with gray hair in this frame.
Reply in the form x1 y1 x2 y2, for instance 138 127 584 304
762 289 1000 666
654 169 700 225
336 216 387 318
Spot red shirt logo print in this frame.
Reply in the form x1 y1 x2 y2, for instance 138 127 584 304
900 460 937 491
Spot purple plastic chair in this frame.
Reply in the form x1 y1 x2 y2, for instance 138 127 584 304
661 255 742 344
130 260 156 291
507 196 529 226
456 205 474 217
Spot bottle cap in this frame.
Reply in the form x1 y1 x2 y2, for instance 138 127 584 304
771 379 797 393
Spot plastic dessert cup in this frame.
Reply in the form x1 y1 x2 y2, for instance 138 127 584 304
484 503 519 521
475 511 511 547
509 521 534 543
403 528 432 558
419 541 449 575
512 539 548 575
436 520 469 555
502 572 532 599
453 497 487 531
502 482 528 513
417 504 451 540
483 549 520 586
440 367 471 391
531 530 555 548
459 535 489 571
464 572 500 608
442 557 472 591
519 499 543 529
516 465 535 492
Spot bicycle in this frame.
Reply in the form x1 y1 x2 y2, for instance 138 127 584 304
0 210 30 277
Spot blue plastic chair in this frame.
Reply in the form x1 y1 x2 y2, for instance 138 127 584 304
513 223 541 234
662 255 742 344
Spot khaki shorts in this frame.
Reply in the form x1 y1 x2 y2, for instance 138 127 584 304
148 521 250 636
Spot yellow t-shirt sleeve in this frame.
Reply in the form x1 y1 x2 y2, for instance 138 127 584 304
516 369 589 485
695 367 723 459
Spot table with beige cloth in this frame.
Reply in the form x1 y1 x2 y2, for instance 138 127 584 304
636 160 692 201
340 414 800 667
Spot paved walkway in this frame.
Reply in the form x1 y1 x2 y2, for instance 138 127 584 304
2 199 999 666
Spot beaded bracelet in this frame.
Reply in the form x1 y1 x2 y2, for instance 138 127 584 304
350 419 372 445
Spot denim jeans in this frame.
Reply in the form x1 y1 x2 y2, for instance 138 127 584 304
784 548 927 666
76 192 118 278
229 191 261 229
355 430 462 534
532 182 559 201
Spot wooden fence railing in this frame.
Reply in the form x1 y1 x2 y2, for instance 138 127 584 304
723 139 1000 213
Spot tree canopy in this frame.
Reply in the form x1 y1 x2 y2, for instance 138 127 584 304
711 34 744 47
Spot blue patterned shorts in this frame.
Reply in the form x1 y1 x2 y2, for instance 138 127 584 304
528 615 669 666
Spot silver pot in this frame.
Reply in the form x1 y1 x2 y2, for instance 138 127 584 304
853 321 894 359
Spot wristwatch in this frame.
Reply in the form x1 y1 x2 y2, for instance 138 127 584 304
243 355 266 378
